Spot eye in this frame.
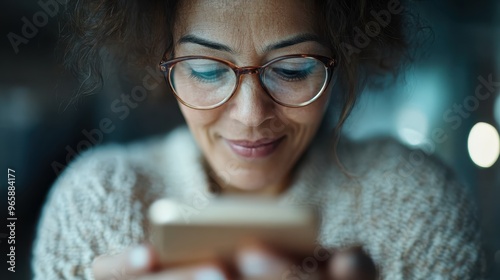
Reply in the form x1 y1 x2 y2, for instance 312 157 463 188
272 67 313 81
268 60 318 82
186 61 231 83
190 68 229 82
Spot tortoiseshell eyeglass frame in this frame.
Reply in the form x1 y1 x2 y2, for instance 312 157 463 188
159 54 336 110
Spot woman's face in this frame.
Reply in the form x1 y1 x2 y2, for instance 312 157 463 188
173 0 332 194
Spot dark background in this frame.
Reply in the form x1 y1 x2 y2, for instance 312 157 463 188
1 0 499 279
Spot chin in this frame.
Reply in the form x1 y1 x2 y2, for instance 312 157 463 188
231 179 271 192
221 167 285 192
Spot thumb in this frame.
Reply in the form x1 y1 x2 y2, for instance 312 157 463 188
236 241 292 279
92 244 157 280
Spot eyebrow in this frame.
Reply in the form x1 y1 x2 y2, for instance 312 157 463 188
263 34 325 52
177 33 325 54
178 35 234 53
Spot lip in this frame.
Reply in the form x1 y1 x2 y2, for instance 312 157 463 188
224 136 285 158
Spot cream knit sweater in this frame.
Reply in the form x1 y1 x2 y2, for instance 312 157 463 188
32 125 486 279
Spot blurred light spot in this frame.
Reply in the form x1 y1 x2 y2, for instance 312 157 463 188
396 108 429 146
467 122 500 168
149 199 182 224
495 95 500 126
0 86 39 127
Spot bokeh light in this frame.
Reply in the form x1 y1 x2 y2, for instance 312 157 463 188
396 108 429 147
467 122 500 168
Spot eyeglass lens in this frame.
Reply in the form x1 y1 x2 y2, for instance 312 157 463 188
169 57 327 108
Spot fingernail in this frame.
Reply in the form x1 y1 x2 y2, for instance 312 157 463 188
238 250 277 277
128 245 149 270
194 267 226 280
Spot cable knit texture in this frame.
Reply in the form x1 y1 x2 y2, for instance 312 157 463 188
32 125 486 279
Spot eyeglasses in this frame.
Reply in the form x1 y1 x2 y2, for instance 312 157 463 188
159 54 336 110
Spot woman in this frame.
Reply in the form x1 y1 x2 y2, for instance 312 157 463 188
32 0 486 279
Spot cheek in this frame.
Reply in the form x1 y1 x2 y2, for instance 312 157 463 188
179 103 222 144
282 91 331 127
289 105 325 125
179 103 220 127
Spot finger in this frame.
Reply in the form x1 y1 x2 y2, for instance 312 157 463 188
236 241 293 279
137 263 228 280
92 244 157 280
327 247 377 280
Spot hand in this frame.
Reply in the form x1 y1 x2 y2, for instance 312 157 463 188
92 243 377 280
327 246 378 280
92 244 228 280
234 242 377 280
91 242 290 280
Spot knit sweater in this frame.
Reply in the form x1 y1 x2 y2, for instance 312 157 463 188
32 125 486 279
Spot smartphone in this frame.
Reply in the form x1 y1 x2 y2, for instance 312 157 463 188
148 195 320 267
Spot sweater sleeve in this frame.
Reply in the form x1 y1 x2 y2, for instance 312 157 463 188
31 145 159 279
358 142 487 279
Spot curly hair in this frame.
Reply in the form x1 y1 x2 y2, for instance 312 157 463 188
60 0 425 152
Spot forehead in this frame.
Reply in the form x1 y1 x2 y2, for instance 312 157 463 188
173 0 319 51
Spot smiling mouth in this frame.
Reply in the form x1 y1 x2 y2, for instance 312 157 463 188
224 136 286 158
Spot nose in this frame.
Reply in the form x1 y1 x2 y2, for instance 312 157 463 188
226 73 275 127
